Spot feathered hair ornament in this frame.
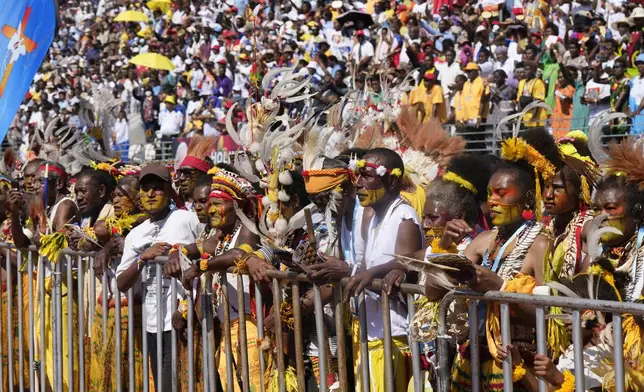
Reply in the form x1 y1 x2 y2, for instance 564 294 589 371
179 135 217 173
604 139 644 191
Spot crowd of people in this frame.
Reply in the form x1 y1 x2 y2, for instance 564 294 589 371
7 0 644 161
4 0 644 391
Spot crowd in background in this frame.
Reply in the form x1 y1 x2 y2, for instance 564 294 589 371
6 0 644 162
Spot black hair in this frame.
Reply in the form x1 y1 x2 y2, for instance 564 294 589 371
368 148 404 174
76 167 117 200
545 22 559 36
194 173 213 189
322 158 349 169
447 154 494 203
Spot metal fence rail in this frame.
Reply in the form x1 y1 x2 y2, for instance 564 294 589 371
0 241 638 392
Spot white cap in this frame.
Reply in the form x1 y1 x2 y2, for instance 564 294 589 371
331 0 342 9
475 25 486 33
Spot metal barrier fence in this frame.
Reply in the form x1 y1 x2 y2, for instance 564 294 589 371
0 240 639 392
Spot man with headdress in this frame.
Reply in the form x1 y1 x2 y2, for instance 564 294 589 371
176 135 216 210
344 147 425 392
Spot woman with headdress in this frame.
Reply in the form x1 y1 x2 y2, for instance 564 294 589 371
165 166 261 392
541 131 598 360
449 128 559 392
88 167 149 391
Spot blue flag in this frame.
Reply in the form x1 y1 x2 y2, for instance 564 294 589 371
0 0 57 143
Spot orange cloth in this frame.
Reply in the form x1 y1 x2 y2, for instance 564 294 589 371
302 169 351 193
551 85 575 139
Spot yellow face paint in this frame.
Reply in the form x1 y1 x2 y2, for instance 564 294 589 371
209 204 227 228
139 193 168 212
600 215 626 243
357 188 385 207
425 227 444 244
114 197 135 217
489 202 523 226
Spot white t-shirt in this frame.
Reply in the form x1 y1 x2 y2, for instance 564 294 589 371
113 118 129 145
436 61 464 97
115 209 202 333
584 79 611 121
360 197 424 340
351 41 375 64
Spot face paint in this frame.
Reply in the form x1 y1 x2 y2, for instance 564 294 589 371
114 197 135 217
209 204 227 228
357 187 385 207
600 215 627 243
139 192 168 212
488 202 523 226
425 227 444 244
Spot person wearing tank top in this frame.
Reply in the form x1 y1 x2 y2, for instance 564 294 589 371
344 149 425 392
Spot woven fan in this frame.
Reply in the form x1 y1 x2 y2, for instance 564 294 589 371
389 253 476 289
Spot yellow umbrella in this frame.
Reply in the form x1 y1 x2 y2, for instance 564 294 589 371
146 0 172 13
114 10 150 22
129 53 175 71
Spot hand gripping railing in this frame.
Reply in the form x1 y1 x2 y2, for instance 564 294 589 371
437 289 644 392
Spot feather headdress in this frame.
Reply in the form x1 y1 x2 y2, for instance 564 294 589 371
178 135 216 173
604 139 644 190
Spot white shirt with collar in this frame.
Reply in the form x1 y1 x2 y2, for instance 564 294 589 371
158 108 184 137
116 209 202 333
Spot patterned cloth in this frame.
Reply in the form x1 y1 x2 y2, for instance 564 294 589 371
218 318 263 392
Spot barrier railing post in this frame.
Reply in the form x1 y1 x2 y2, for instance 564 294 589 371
186 292 194 392
102 272 108 345
38 256 46 392
237 274 250 391
170 279 178 392
201 276 209 392
613 313 625 392
535 305 548 392
499 303 512 392
336 286 349 392
291 283 306 391
115 273 123 392
141 277 149 392
17 250 24 392
155 263 163 392
468 300 481 392
90 257 96 333
54 258 63 392
358 292 370 392
66 255 74 389
313 285 328 392
205 272 217 392
6 248 13 392
128 288 135 392
255 284 266 392
381 290 394 392
28 251 35 392
273 278 286 392
572 310 585 392
78 255 85 391
222 273 235 390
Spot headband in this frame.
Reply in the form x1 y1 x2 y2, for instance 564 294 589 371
442 171 478 195
38 165 67 183
349 159 402 177
180 156 213 173
302 168 353 194
209 190 235 201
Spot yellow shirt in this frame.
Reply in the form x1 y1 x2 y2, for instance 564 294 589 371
462 77 490 122
403 83 446 123
517 78 547 127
